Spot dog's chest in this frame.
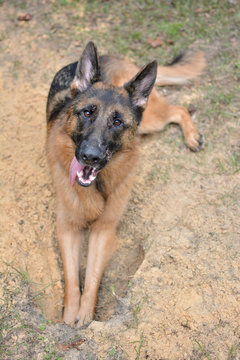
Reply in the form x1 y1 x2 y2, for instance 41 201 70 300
74 184 105 225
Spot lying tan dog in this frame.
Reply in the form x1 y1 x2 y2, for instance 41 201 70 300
46 41 205 326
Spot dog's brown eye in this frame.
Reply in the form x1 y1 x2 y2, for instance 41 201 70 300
83 110 91 117
113 119 122 126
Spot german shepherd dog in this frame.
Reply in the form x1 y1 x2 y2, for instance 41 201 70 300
46 42 205 327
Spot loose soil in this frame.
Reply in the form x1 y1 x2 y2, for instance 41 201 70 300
0 1 239 359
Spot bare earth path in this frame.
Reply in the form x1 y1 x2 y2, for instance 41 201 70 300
0 1 239 359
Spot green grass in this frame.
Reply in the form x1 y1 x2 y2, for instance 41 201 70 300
132 331 144 360
194 339 212 360
220 185 240 206
147 164 171 184
215 152 240 176
12 0 27 9
229 343 240 359
0 265 62 360
68 0 240 64
132 297 147 328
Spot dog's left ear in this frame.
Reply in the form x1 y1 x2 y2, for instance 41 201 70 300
124 60 157 110
71 41 100 96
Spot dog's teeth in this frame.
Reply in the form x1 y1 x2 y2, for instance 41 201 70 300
76 166 98 186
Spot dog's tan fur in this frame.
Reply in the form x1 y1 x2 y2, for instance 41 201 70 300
46 44 205 327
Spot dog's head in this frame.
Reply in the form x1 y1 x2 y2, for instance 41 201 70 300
68 41 157 187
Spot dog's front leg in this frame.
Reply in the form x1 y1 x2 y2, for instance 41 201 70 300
76 222 117 327
57 213 83 326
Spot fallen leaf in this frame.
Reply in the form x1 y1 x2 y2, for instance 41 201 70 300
165 38 175 45
17 13 33 21
188 103 197 115
230 37 238 46
57 338 86 351
147 37 165 48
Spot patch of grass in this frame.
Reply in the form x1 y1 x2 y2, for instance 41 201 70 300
229 343 240 359
211 90 236 107
229 153 240 173
0 281 36 357
84 0 110 15
5 262 44 287
194 339 212 360
4 263 60 329
31 279 60 301
156 21 184 42
12 0 27 9
43 342 58 359
109 345 116 356
10 264 32 284
144 234 154 252
147 164 171 184
131 331 144 360
67 0 235 64
56 0 81 7
0 265 62 360
220 185 240 206
57 0 68 5
132 297 147 328
233 62 240 80
215 152 240 175
102 334 129 358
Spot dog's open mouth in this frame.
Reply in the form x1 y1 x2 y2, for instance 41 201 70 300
70 156 99 187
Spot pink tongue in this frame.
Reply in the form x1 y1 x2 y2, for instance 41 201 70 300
70 156 84 186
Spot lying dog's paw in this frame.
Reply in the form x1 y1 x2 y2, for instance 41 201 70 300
185 132 204 152
75 296 94 328
75 311 93 328
63 305 79 327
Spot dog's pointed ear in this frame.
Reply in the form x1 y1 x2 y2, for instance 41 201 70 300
124 60 157 110
70 41 100 96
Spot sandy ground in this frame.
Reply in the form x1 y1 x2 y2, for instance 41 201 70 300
0 2 240 359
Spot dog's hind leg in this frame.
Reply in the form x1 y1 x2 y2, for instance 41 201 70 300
138 88 203 151
57 214 83 326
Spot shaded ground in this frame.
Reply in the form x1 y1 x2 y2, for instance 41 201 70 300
0 1 240 359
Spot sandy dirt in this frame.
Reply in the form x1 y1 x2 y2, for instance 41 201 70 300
0 2 240 359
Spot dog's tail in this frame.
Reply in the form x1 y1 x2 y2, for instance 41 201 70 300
156 51 206 86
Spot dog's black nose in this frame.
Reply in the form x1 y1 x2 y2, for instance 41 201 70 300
80 146 103 165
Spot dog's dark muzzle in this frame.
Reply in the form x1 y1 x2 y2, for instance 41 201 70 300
79 144 106 167
70 142 109 187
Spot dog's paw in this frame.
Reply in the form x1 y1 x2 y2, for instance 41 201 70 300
75 310 93 328
75 296 94 328
63 311 78 327
63 301 80 327
185 132 204 152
